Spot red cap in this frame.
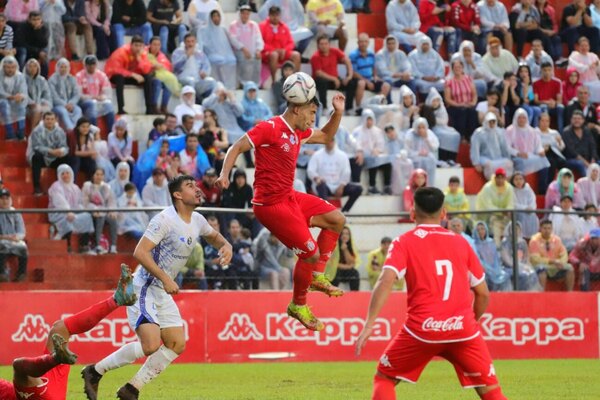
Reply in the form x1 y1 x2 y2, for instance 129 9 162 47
495 168 506 177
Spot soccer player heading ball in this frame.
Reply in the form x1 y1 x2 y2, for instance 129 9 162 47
355 187 508 400
216 73 347 331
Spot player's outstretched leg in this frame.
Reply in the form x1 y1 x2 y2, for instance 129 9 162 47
308 212 345 297
12 334 77 380
288 257 325 331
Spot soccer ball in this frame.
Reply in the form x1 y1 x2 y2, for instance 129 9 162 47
282 72 316 104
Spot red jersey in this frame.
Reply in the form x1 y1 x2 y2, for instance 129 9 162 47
384 224 485 343
0 379 15 400
246 116 314 205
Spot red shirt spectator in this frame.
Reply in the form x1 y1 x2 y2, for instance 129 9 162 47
104 43 153 79
448 0 480 31
533 78 561 101
310 46 345 77
419 0 445 33
259 18 295 63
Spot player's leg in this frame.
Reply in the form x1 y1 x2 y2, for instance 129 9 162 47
372 372 400 400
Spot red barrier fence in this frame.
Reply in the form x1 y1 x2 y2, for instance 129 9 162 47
1 291 598 364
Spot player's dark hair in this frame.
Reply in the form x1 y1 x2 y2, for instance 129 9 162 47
414 187 445 217
540 219 552 227
168 174 195 204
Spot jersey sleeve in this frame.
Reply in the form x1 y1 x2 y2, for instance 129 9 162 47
143 213 169 245
465 241 486 287
382 238 407 280
196 214 216 238
246 120 273 148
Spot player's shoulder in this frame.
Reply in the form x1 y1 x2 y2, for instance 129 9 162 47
192 211 210 226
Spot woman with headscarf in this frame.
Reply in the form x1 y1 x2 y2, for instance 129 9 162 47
562 67 581 106
108 161 131 199
239 81 273 132
536 112 566 193
402 168 427 212
577 164 600 208
424 87 461 163
510 171 539 238
201 82 245 143
198 9 237 90
472 221 512 291
444 58 479 141
398 84 419 133
505 108 550 178
352 109 393 195
174 85 204 133
408 35 445 96
25 58 52 129
48 58 82 131
107 119 135 171
48 164 95 253
544 168 585 209
117 182 149 241
500 221 542 291
0 55 27 140
404 117 439 185
450 40 492 98
82 167 118 254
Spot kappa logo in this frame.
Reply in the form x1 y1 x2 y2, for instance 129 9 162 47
218 313 264 341
379 354 392 368
281 133 289 140
291 247 306 255
12 314 51 342
413 229 428 239
16 391 34 399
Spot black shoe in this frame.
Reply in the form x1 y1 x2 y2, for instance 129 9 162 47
354 107 363 116
116 383 139 400
34 188 43 197
368 186 381 195
383 186 392 195
81 364 103 400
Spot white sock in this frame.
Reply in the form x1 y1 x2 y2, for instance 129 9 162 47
95 342 144 375
129 345 178 390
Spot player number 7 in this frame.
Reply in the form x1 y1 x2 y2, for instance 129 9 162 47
435 260 453 301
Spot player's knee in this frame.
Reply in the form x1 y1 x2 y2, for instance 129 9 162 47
141 340 162 356
165 340 186 355
305 251 320 264
49 320 68 337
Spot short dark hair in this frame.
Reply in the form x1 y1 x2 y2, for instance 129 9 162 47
183 32 195 41
414 187 445 216
43 111 55 119
269 5 281 14
130 35 144 45
571 110 584 118
316 34 329 44
540 219 553 227
486 88 500 97
152 167 165 176
165 113 177 120
585 203 597 211
150 36 161 44
182 114 194 123
186 134 199 143
28 10 42 18
168 175 195 203
210 9 220 18
153 117 166 127
449 176 460 184
503 71 515 80
206 213 219 223
381 236 392 244
124 182 136 192
541 62 553 69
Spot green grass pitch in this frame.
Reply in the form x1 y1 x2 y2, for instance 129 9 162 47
2 359 599 399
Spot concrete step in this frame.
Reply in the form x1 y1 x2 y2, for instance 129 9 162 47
28 238 67 254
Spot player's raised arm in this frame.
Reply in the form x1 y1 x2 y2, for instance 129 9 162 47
216 135 253 190
306 93 345 144
134 236 179 294
203 229 233 266
471 281 490 320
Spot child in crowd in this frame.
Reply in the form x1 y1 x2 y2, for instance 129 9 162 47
443 176 471 231
147 117 167 147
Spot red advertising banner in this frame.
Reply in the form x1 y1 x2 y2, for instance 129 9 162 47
0 291 597 365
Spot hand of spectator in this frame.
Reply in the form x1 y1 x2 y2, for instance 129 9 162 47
242 48 251 59
65 103 74 112
162 276 180 295
218 243 233 266
342 76 352 86
355 152 364 166
216 174 230 190
255 50 261 59
314 177 322 185
419 149 429 156
193 269 205 278
333 77 341 89
108 212 118 219
39 52 47 63
403 28 416 34
200 71 207 79
131 73 145 83
472 25 481 35
322 19 331 25
547 99 556 108
67 212 76 222
581 263 590 271
122 16 131 23
103 24 110 35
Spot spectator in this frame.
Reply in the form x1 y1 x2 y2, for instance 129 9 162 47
142 167 172 218
476 167 514 246
582 203 599 232
306 0 348 51
82 167 118 254
105 35 155 115
477 0 512 53
564 85 599 135
5 0 38 33
444 176 471 226
146 0 186 54
62 0 93 60
562 67 582 106
525 39 553 80
108 119 135 173
147 117 168 147
497 71 521 126
567 37 600 104
164 112 179 136
29 111 72 195
187 0 221 34
197 167 221 207
383 124 413 195
505 108 550 177
482 37 518 85
41 0 67 61
562 110 598 178
199 9 237 90
260 6 301 83
533 62 564 132
272 60 295 113
16 11 48 75
330 226 360 291
0 56 26 141
48 58 82 132
335 125 363 183
87 123 115 180
116 182 148 241
174 86 204 133
48 163 94 253
402 168 427 212
202 83 245 143
0 14 16 62
471 113 513 179
252 228 291 290
229 4 264 86
353 109 392 194
84 0 111 60
366 236 396 289
472 220 512 291
537 112 567 193
239 81 273 132
178 134 203 179
451 40 492 99
111 0 152 48
147 36 179 115
570 228 600 291
385 0 426 52
419 0 457 54
560 0 600 54
444 59 479 141
545 167 585 209
258 0 313 54
221 169 255 231
501 221 542 290
449 0 484 54
375 35 415 95
76 55 115 130
404 117 439 185
198 108 228 170
155 139 174 171
307 138 362 212
511 170 539 238
529 219 574 290
108 161 131 199
550 194 586 250
178 242 208 290
510 0 551 59
535 0 563 61
68 117 97 180
202 214 232 289
311 34 356 113
577 164 600 208
25 58 52 129
592 0 600 28
408 36 445 96
172 33 216 103
476 88 504 126
516 63 541 127
0 188 27 282
423 88 460 163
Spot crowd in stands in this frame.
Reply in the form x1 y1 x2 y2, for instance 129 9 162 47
0 0 599 290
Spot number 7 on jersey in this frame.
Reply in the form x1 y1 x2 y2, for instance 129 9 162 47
435 260 453 301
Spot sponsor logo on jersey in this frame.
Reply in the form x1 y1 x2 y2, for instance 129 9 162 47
290 134 297 145
16 390 35 399
281 143 291 153
413 229 429 239
187 236 192 245
379 354 392 368
422 316 464 332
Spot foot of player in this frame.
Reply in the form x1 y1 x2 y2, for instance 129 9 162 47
287 274 344 331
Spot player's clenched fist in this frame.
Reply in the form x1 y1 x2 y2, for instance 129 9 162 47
331 93 346 113
215 174 230 190
162 277 180 295
218 243 233 266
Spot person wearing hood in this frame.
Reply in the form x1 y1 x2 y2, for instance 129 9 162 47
524 39 553 80
107 118 135 173
147 36 180 115
25 59 51 128
476 168 514 246
577 164 600 208
505 108 550 179
567 36 600 104
172 33 216 104
398 84 420 132
570 227 600 291
48 57 82 131
117 182 149 241
75 55 115 131
404 117 439 185
419 0 457 54
537 112 566 193
142 167 172 218
198 9 237 90
48 163 95 253
402 168 427 212
510 171 539 238
545 167 585 209
472 220 512 291
108 161 131 199
477 0 512 52
178 133 206 179
258 0 313 54
0 188 28 282
529 219 574 291
174 85 204 133
146 0 186 54
450 40 491 99
0 56 26 140
500 221 542 290
562 67 582 106
549 194 586 251
471 112 513 179
29 111 72 196
385 0 427 52
423 87 460 162
481 36 518 84
82 167 118 254
239 81 273 132
375 35 415 94
229 4 264 87
202 83 245 143
40 0 66 60
336 124 363 183
352 109 393 194
408 35 445 96
187 0 221 35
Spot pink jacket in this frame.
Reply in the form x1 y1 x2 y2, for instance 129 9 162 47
5 0 39 22
75 69 112 99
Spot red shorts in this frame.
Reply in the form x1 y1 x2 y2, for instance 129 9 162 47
253 191 336 259
261 49 293 65
377 329 499 388
13 359 70 400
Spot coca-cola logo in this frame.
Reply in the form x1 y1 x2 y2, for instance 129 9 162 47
422 316 464 332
